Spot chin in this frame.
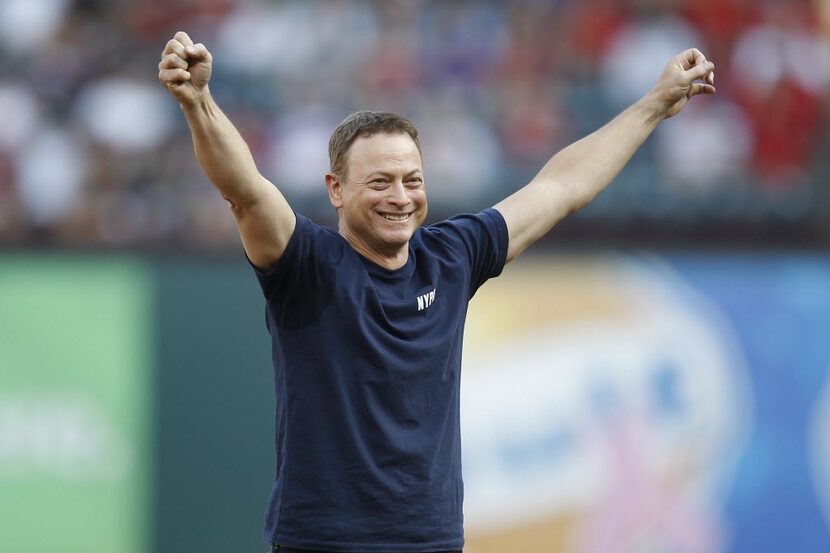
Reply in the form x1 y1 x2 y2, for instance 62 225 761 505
383 230 415 247
376 225 416 248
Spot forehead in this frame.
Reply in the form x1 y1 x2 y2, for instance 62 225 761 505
346 132 422 176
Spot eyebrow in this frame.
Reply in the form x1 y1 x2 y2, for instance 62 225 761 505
366 169 423 179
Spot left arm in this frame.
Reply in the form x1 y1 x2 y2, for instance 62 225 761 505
494 48 716 262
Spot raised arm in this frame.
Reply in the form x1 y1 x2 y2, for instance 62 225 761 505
494 48 716 262
158 31 295 269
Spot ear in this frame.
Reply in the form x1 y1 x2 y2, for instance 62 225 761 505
325 172 344 209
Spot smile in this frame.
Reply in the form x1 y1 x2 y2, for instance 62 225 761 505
378 212 412 222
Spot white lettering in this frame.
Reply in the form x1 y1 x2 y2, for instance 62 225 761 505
416 288 437 311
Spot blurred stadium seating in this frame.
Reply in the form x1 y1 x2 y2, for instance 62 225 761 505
0 0 827 249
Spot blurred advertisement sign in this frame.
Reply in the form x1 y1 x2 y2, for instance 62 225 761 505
0 257 151 553
462 255 830 553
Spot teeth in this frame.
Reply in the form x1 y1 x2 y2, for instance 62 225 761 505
381 213 409 221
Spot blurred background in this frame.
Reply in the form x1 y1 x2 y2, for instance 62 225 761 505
1 0 829 552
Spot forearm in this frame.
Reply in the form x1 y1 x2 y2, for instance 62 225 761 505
533 95 664 210
181 88 265 207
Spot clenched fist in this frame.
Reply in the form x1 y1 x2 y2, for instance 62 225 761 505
158 31 212 106
647 48 716 120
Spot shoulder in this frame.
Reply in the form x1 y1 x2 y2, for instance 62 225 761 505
415 209 509 294
253 213 348 278
294 213 339 242
286 214 348 259
418 209 507 250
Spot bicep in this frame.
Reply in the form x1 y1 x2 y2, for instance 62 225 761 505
230 176 296 270
493 178 573 263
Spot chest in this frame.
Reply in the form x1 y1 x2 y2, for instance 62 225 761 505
323 253 469 361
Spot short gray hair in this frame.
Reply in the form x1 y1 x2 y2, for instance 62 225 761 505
328 111 422 180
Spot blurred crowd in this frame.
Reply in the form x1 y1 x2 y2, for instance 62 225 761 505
0 0 828 249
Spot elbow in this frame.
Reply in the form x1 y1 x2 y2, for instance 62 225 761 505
223 194 244 214
223 190 259 213
560 178 605 215
555 186 589 217
569 194 594 214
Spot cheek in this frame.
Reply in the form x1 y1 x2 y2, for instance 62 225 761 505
352 192 384 215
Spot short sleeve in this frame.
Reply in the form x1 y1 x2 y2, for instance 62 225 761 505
247 214 342 308
425 208 509 296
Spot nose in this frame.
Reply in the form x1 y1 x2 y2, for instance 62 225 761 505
387 181 410 207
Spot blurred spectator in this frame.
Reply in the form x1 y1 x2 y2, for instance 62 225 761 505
268 105 341 199
74 77 175 154
0 84 42 153
418 93 502 206
0 0 70 55
655 99 753 193
17 127 87 234
822 0 830 39
559 0 628 76
681 0 760 75
495 80 572 174
600 7 705 109
731 2 829 186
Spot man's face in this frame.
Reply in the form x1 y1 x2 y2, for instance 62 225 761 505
328 132 427 257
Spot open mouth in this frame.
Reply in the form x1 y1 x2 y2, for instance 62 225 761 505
378 212 412 222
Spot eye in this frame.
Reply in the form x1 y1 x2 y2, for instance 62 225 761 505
405 178 423 188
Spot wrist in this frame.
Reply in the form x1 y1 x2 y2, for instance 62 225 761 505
634 91 667 128
180 85 213 115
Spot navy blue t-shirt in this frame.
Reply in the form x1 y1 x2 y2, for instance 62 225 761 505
251 208 508 552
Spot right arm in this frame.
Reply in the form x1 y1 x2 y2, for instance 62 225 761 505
158 31 295 269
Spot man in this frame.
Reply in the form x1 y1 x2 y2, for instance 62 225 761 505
158 31 715 553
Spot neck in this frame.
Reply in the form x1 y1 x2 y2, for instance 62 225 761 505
339 227 409 270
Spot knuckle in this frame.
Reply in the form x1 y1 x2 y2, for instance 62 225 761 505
159 55 175 69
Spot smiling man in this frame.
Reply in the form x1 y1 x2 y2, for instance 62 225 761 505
159 30 715 553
